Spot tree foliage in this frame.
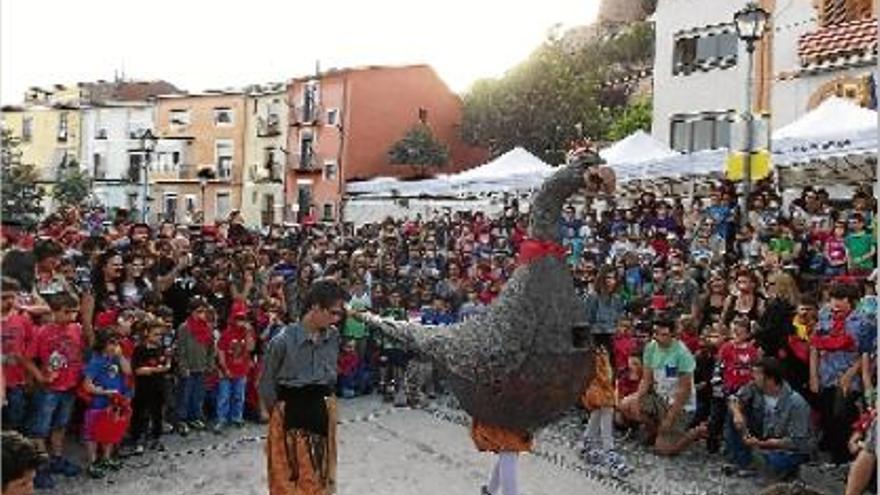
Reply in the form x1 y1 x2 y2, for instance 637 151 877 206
461 21 655 163
387 123 450 171
1 127 44 229
608 98 653 141
53 163 92 207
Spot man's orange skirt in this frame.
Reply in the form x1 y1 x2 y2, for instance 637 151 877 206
266 398 337 495
470 420 533 453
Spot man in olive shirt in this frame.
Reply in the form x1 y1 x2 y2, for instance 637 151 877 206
259 279 347 495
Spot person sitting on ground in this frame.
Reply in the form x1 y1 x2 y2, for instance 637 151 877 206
845 417 877 495
1 431 45 495
725 357 811 480
618 317 707 456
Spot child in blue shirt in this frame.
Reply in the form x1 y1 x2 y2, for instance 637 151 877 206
83 331 131 479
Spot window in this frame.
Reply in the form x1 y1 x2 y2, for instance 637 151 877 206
184 195 197 214
669 112 734 152
713 119 732 149
299 131 315 169
297 184 312 220
302 82 319 121
671 119 689 152
214 107 233 125
264 147 278 167
215 192 231 221
128 152 144 182
673 37 697 74
93 153 106 179
262 194 275 225
326 108 339 126
215 140 233 179
170 109 190 126
322 203 334 221
673 28 737 75
22 116 33 142
96 128 108 139
695 35 719 63
163 193 178 223
57 112 69 141
127 192 139 211
692 119 714 151
324 161 338 180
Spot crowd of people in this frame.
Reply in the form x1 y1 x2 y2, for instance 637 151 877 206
0 176 876 493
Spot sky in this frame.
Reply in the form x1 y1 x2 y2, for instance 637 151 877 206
1 0 600 104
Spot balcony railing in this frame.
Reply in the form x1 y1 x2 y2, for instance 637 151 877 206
290 103 323 126
257 115 282 137
291 149 319 171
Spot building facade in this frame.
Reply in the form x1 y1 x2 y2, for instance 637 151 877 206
285 65 487 222
771 0 877 130
242 85 287 226
651 0 758 154
154 92 246 224
80 103 155 212
1 104 82 211
652 0 877 153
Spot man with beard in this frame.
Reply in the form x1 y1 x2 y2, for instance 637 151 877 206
259 279 347 495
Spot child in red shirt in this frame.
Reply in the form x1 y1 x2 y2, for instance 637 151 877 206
717 317 761 394
27 293 85 489
337 340 362 398
214 311 254 432
1 277 38 432
611 317 638 373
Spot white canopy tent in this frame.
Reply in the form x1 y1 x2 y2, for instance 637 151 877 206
447 146 554 191
771 97 878 167
599 130 680 182
609 98 877 189
346 146 554 198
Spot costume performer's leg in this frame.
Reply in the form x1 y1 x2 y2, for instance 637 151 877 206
266 398 337 495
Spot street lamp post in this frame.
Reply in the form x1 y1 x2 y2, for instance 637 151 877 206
139 129 158 223
734 2 769 220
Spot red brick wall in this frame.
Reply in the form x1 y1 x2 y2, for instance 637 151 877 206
343 65 487 181
285 65 488 220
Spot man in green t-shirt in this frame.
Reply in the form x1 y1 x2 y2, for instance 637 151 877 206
846 214 876 273
619 318 707 456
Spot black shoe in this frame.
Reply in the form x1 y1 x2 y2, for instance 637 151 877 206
149 440 166 452
177 422 190 437
480 485 492 495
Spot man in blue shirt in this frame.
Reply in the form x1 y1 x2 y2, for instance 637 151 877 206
726 358 811 480
810 283 876 465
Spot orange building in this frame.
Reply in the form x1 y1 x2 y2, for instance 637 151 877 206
285 64 487 222
153 91 247 223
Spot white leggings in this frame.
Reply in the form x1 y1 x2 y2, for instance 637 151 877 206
486 452 519 495
585 407 615 451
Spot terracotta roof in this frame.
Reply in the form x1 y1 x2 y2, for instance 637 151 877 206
798 17 878 67
81 80 184 102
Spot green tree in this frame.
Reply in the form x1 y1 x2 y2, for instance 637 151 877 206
53 162 91 207
461 21 655 164
388 123 450 174
1 127 44 229
608 98 653 141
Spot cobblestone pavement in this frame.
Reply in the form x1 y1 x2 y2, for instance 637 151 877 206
44 395 845 495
